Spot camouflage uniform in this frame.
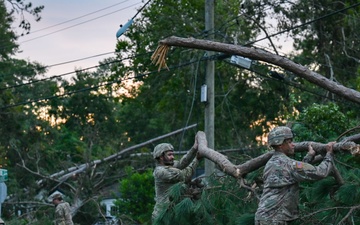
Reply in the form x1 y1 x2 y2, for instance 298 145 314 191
152 146 198 221
255 151 333 224
54 202 74 225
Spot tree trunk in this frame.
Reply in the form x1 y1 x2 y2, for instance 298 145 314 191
154 36 360 105
35 124 198 186
195 131 360 178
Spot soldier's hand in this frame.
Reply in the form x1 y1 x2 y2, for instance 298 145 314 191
326 142 336 154
308 143 316 156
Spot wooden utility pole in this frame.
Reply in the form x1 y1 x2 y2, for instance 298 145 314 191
204 0 215 176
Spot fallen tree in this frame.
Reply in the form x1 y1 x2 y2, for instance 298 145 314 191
32 126 360 189
195 131 360 178
13 127 360 219
151 36 360 105
33 123 198 187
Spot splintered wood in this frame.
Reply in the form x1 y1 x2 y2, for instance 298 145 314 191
151 44 169 71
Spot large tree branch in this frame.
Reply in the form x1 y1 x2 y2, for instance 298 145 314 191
196 131 360 178
36 123 198 186
153 36 360 105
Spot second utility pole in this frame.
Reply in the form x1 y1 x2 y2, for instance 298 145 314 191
204 0 215 177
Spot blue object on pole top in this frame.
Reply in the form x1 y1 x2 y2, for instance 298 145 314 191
116 19 134 38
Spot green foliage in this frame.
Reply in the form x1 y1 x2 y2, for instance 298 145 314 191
154 175 258 225
4 204 54 225
73 199 100 225
0 0 359 224
6 0 44 35
292 102 351 142
5 218 53 225
0 1 17 58
115 167 154 224
114 0 300 149
336 183 360 206
303 178 336 203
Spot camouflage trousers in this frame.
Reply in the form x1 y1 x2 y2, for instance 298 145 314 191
255 220 292 225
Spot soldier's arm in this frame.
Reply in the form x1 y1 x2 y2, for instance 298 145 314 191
303 143 316 163
291 152 333 181
158 158 199 183
175 137 198 169
63 203 73 224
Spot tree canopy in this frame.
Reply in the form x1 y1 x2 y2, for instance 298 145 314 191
1 0 360 224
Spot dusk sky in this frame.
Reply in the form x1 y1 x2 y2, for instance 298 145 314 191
13 0 143 77
12 0 294 79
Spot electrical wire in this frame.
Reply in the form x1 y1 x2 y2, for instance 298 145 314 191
19 2 142 44
245 2 360 46
44 51 116 68
216 72 244 147
0 56 203 110
245 65 348 105
28 0 134 34
0 1 143 51
178 54 202 151
3 1 359 100
13 1 358 80
0 51 152 92
251 43 355 79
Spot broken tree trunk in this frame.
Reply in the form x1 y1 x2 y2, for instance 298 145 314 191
195 131 360 178
35 123 198 186
152 36 360 105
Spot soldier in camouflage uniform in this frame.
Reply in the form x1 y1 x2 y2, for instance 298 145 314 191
52 194 74 225
255 126 334 225
152 140 200 222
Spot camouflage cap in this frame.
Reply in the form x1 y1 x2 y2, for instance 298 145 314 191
268 126 293 146
153 143 174 159
52 193 63 201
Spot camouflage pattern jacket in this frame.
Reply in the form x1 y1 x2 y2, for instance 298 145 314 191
54 202 74 225
255 151 333 222
152 148 198 220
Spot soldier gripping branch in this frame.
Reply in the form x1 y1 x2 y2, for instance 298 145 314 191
255 126 335 225
52 194 74 225
152 138 201 222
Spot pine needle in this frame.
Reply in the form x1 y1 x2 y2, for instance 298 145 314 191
151 44 170 71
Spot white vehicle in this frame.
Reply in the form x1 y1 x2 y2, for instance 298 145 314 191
92 216 118 225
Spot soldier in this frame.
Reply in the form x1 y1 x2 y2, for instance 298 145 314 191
52 194 74 225
152 139 201 222
255 126 335 225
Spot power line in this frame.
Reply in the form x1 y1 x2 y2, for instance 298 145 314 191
245 64 349 105
29 0 134 34
252 43 355 79
44 1 359 78
5 1 359 94
19 2 142 44
0 52 152 91
44 51 116 68
245 2 360 46
0 57 201 110
0 1 143 52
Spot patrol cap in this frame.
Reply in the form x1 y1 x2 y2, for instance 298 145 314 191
52 193 63 201
153 143 174 159
268 126 293 146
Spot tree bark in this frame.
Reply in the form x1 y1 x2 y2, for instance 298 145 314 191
35 123 198 186
156 36 360 105
195 131 360 178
